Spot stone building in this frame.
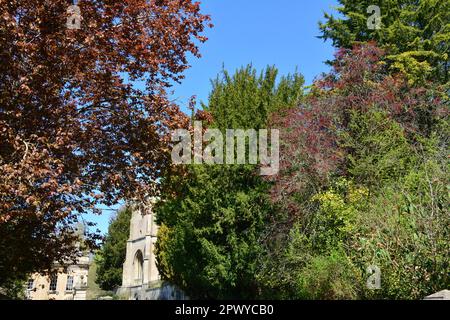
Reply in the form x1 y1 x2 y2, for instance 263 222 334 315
25 224 91 300
25 254 90 300
117 202 185 300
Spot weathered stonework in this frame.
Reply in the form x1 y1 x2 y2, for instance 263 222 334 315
117 202 185 300
25 255 90 300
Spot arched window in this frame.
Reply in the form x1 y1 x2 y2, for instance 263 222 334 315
133 250 144 285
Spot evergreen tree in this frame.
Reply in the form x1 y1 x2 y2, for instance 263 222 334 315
155 65 304 299
320 0 450 85
95 207 132 291
204 65 304 130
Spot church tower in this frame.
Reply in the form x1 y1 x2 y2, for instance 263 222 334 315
117 201 185 300
120 202 160 293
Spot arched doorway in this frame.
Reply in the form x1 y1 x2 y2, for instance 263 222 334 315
133 250 144 285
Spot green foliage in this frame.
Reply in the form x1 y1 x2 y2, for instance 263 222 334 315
294 248 360 300
345 111 449 299
157 165 271 299
311 179 368 245
258 179 366 300
353 144 449 299
154 224 175 281
320 0 450 85
0 279 26 300
203 65 304 131
261 151 449 300
341 110 417 188
263 102 449 299
95 207 132 291
87 260 115 300
156 65 304 299
261 43 449 299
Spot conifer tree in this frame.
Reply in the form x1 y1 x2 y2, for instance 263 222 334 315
95 207 132 291
320 0 450 85
155 65 304 299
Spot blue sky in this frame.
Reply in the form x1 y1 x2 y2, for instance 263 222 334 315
87 0 339 235
172 0 339 110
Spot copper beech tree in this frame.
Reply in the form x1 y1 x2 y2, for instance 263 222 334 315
0 0 211 285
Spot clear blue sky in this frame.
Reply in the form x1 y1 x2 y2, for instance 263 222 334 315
172 0 339 110
86 0 339 235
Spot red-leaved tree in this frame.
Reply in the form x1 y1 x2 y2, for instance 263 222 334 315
270 42 447 224
0 0 211 285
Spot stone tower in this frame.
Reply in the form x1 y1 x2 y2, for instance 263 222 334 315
117 201 186 300
119 202 160 295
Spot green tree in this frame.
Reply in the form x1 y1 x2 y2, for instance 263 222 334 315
320 0 450 85
204 65 304 130
0 279 26 300
155 65 304 299
95 207 132 291
262 44 448 299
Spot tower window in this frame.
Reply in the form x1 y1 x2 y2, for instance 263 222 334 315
133 250 144 285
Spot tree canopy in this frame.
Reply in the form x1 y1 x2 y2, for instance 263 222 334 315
0 0 210 287
1 0 447 301
259 43 449 299
320 0 450 85
155 65 304 299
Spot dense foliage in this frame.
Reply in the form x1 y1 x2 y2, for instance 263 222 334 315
259 44 449 299
95 207 132 291
2 0 447 301
0 0 210 287
155 65 304 299
155 42 448 300
320 0 450 85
